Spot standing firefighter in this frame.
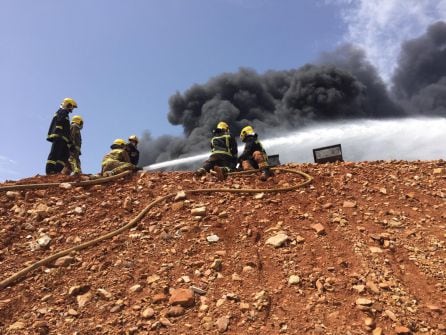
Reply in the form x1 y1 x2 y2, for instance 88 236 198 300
101 139 135 176
195 121 238 180
62 115 83 175
46 98 77 175
126 135 140 166
238 125 273 181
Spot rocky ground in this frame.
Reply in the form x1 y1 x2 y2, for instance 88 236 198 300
0 161 445 335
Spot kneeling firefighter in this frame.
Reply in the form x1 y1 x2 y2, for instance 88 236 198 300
238 125 273 181
101 139 137 176
195 121 238 180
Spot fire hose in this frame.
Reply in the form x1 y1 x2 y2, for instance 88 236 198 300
0 167 312 290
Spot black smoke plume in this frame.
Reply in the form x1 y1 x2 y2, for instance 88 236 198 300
392 21 446 115
138 21 446 168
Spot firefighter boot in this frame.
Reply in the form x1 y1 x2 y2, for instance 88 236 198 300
214 166 228 181
194 168 206 177
259 167 273 181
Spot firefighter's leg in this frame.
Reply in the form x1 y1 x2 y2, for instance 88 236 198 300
111 162 134 175
241 159 255 170
253 151 273 181
46 139 64 175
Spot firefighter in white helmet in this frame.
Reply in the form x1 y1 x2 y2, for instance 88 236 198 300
238 125 273 181
126 135 140 166
195 121 238 181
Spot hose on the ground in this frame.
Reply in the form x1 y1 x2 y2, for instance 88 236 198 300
0 170 133 192
0 167 312 289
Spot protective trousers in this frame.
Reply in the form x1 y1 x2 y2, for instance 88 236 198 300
241 151 269 170
46 138 69 174
101 161 134 175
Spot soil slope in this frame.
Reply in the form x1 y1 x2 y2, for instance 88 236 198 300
0 161 445 335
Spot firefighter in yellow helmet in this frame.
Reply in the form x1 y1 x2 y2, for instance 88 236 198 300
101 139 136 176
126 135 140 166
46 98 78 175
238 125 273 181
62 115 83 175
195 121 238 181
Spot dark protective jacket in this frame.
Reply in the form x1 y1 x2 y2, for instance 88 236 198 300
210 131 238 159
238 134 266 162
102 145 131 166
126 142 140 166
70 123 82 154
47 108 71 145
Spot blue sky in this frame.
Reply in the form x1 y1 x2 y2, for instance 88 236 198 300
1 0 445 181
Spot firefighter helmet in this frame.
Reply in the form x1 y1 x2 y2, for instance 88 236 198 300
128 135 139 144
240 125 255 141
113 138 126 147
61 98 78 109
216 121 229 131
71 115 83 127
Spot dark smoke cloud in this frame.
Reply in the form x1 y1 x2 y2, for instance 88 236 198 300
392 21 446 115
139 21 446 168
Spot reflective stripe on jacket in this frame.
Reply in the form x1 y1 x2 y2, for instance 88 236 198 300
211 134 237 157
47 109 71 144
102 148 131 166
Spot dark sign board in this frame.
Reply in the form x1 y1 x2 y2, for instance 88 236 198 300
313 144 343 163
268 154 281 167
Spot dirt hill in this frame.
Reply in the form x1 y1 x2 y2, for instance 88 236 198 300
0 161 445 335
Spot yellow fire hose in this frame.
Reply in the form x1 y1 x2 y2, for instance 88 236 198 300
0 167 312 290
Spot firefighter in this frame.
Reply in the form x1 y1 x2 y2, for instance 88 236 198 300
62 115 83 175
238 125 273 181
101 139 136 176
46 98 77 175
195 121 238 181
126 135 140 166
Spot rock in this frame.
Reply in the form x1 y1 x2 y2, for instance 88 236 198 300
207 234 220 243
97 288 113 300
356 298 373 306
169 288 195 307
385 309 398 321
59 182 72 189
152 293 168 304
191 207 206 216
141 307 155 319
8 321 26 330
288 275 300 285
166 305 185 317
129 284 143 293
265 232 290 248
32 321 49 335
311 223 326 235
343 200 357 208
369 246 384 253
174 191 187 201
172 202 184 211
147 274 160 284
54 255 75 267
215 316 230 333
366 281 380 294
240 302 250 311
190 286 207 295
68 284 90 296
253 192 264 200
123 197 132 210
159 317 173 327
74 206 84 214
37 234 51 248
6 191 20 199
433 168 443 174
395 325 411 334
76 292 92 308
68 308 79 316
211 259 223 271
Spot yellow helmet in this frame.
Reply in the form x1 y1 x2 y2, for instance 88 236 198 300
61 97 78 109
71 115 83 126
240 125 255 141
128 135 139 143
216 121 229 131
113 138 126 146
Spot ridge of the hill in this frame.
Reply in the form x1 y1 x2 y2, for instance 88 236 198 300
0 161 445 335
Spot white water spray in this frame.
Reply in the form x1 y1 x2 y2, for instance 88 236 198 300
144 117 446 170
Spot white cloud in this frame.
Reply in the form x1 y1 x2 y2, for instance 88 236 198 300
0 155 19 181
332 0 446 81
